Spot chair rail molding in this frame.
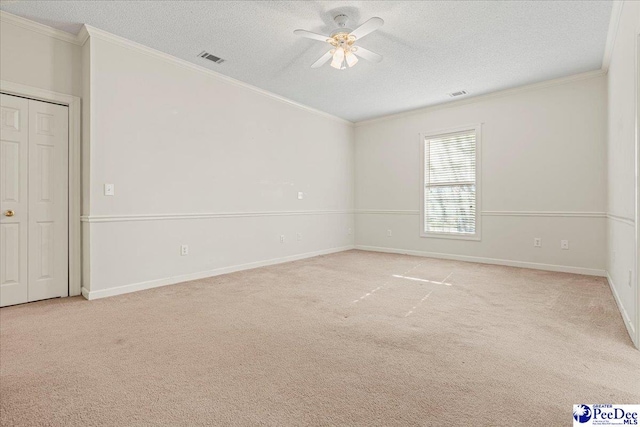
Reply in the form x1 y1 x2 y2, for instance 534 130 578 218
355 210 607 218
81 210 355 223
606 212 635 226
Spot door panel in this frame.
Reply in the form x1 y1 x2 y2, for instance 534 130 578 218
0 94 29 307
0 94 69 307
28 99 68 302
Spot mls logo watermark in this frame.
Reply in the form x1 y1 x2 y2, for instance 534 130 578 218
573 404 639 426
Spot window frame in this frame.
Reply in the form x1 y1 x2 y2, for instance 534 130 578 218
419 124 482 241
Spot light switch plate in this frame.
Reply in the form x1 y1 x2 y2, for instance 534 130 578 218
297 192 304 200
104 183 115 196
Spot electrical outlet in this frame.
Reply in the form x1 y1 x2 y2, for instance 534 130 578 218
296 233 302 241
104 183 115 196
280 235 285 243
561 240 569 250
297 192 304 200
180 245 189 256
387 230 392 237
534 238 541 247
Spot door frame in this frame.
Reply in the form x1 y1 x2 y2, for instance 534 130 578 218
636 32 640 349
0 80 81 297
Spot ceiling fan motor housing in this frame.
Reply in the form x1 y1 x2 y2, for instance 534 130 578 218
334 14 349 27
332 14 352 36
294 14 383 69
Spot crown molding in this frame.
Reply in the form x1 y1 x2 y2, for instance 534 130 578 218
0 10 82 45
76 24 90 46
602 1 624 72
1 9 615 127
354 69 606 127
81 24 353 126
0 12 352 125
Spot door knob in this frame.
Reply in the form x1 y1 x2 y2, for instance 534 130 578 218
4 210 14 217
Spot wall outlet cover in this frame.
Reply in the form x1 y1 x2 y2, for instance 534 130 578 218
104 183 115 196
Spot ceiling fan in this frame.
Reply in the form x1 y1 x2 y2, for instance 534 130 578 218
294 14 384 70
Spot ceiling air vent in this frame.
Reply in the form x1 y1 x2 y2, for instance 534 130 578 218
198 51 225 64
449 90 468 97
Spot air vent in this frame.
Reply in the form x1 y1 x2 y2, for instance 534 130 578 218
449 90 468 97
198 51 225 64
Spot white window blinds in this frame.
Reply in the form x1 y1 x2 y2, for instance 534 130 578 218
423 130 477 236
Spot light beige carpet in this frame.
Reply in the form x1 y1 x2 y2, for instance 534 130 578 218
1 250 639 426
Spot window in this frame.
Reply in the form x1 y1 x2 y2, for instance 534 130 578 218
420 125 481 240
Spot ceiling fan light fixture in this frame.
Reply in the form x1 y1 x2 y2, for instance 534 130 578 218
330 47 345 69
345 50 358 67
295 15 384 70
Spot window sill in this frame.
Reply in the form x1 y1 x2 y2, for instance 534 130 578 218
419 232 481 241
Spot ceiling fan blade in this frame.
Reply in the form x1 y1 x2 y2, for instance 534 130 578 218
294 29 331 43
311 50 333 68
349 17 384 40
353 46 383 63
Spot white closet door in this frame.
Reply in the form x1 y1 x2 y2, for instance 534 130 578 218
0 94 29 306
27 99 68 303
0 94 68 307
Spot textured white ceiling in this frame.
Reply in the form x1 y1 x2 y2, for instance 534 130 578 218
0 1 612 122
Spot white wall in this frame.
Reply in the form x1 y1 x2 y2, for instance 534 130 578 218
0 18 82 97
81 32 92 291
81 32 354 297
2 12 633 329
355 74 607 275
606 1 640 347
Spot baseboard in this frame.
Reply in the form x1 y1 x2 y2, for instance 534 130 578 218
355 245 606 277
606 272 638 348
82 245 355 300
